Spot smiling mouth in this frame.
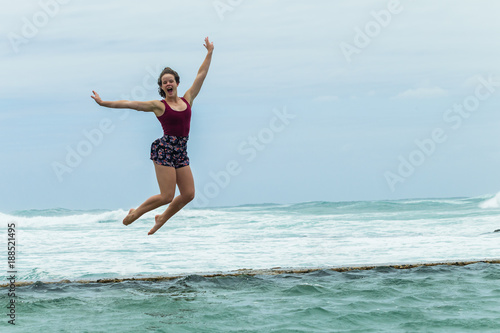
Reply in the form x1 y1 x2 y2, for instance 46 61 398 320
166 87 173 93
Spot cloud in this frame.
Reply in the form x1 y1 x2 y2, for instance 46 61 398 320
393 86 448 99
462 75 485 89
313 95 339 103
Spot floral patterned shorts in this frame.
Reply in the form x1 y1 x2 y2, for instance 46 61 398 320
150 135 189 169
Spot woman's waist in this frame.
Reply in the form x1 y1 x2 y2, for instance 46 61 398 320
160 134 188 140
155 134 189 145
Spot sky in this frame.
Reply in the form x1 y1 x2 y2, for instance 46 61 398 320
2 0 500 211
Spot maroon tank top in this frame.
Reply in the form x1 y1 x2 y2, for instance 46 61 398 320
157 98 191 137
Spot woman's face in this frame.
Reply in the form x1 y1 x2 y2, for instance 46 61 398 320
161 74 178 97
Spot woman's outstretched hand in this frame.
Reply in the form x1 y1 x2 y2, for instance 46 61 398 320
91 90 103 105
203 37 214 53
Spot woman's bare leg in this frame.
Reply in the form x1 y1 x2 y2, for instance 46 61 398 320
148 165 195 235
123 163 176 225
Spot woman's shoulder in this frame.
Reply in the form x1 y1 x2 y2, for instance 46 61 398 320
181 96 192 108
154 99 167 117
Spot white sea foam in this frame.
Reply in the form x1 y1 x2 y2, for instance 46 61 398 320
479 192 500 209
1 198 499 282
0 209 128 227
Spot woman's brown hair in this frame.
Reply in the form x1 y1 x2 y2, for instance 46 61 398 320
157 67 180 98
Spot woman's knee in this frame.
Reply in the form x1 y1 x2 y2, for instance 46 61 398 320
160 193 174 205
183 191 195 203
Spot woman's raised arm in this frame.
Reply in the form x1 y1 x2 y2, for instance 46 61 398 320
183 37 214 106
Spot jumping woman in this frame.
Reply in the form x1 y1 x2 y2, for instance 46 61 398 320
91 37 214 235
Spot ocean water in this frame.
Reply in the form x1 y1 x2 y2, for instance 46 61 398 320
1 194 500 332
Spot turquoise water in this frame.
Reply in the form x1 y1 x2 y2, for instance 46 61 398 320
3 264 500 332
1 195 500 331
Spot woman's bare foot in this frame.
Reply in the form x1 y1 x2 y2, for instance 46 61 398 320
123 209 138 226
148 214 167 235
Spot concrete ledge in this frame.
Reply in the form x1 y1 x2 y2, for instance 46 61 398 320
2 259 499 288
